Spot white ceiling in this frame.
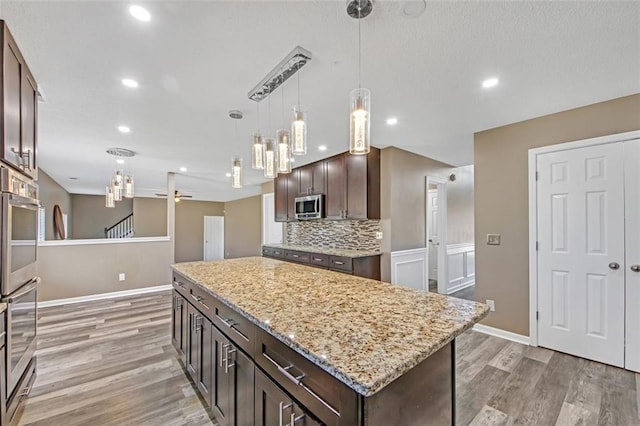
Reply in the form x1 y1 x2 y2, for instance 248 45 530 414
1 1 638 201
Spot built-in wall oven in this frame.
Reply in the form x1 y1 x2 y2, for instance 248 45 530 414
0 166 39 398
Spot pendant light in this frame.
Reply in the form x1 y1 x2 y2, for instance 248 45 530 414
231 157 243 188
105 185 115 208
291 63 307 156
277 75 292 174
263 137 278 178
229 110 244 188
251 102 265 170
348 0 372 155
124 175 135 198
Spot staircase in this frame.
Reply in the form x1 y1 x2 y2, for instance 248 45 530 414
105 213 134 239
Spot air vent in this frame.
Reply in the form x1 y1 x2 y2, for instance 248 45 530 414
106 148 135 157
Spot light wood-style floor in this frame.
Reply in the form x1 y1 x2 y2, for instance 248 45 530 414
18 291 640 425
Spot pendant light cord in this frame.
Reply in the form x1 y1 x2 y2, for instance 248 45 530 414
281 74 285 125
297 62 301 106
358 0 362 90
256 102 260 132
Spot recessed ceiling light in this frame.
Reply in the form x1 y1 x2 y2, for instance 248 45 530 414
117 125 131 133
225 172 232 177
129 5 151 22
318 145 327 151
116 159 125 165
121 78 139 88
179 167 187 172
482 77 499 89
386 117 398 125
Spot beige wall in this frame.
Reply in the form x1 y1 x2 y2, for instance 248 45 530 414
37 170 73 240
37 240 173 301
261 180 274 194
71 194 133 239
175 199 225 263
474 93 640 336
379 147 475 281
224 195 262 259
133 197 167 237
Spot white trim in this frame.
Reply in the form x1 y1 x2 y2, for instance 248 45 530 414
446 242 475 255
473 324 531 346
527 130 640 347
38 284 172 307
38 236 171 247
447 280 475 295
426 176 448 295
390 248 428 291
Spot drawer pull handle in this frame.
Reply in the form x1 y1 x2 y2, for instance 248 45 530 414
279 402 293 426
263 353 305 386
292 254 299 258
217 314 237 329
224 345 237 373
18 384 32 397
174 280 186 288
191 294 210 310
290 413 305 425
313 258 323 261
334 261 345 265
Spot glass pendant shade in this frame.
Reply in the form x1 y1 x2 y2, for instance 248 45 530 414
251 133 265 170
276 129 292 174
291 106 307 155
112 179 123 201
263 138 278 179
349 88 371 155
124 175 135 198
105 186 115 208
232 157 243 189
114 169 123 184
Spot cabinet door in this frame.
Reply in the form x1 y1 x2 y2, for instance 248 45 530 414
310 161 326 195
274 175 288 222
3 39 22 169
298 166 312 196
171 292 186 359
286 172 298 221
197 317 213 408
255 369 320 426
212 327 232 425
232 347 255 426
325 155 346 219
185 304 200 383
20 72 37 176
345 154 368 219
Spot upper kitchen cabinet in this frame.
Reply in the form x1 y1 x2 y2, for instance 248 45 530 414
297 161 326 196
274 174 288 222
1 21 38 179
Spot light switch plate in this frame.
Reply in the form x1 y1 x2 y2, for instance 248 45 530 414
119 273 126 281
487 234 501 245
375 231 383 240
486 299 496 311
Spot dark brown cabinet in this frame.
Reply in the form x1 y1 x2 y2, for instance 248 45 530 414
297 161 326 196
185 303 213 407
286 172 298 221
275 173 289 222
1 21 38 178
172 293 188 362
325 155 347 219
255 369 321 426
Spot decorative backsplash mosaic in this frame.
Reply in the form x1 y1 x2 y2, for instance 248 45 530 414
285 220 381 252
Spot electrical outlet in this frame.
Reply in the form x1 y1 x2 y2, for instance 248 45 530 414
375 231 383 240
486 299 496 312
487 234 501 245
119 273 126 281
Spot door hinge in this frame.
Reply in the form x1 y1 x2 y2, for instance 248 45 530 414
536 311 539 321
536 241 539 251
535 171 539 181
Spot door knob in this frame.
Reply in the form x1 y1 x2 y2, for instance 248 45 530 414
609 262 620 270
631 265 640 272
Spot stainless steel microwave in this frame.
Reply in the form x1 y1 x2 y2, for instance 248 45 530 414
295 194 324 220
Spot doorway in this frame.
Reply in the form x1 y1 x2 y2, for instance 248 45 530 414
262 193 283 245
203 216 224 261
529 131 640 372
426 176 448 294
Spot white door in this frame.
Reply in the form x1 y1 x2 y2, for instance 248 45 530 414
537 143 625 367
204 216 224 261
262 193 283 245
427 189 439 281
624 140 640 372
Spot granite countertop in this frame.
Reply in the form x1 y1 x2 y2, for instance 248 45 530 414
0 303 6 314
263 243 380 258
173 257 489 397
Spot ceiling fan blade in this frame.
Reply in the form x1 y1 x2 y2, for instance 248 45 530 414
180 195 193 198
155 193 168 197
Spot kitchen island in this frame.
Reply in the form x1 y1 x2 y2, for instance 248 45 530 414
172 257 489 425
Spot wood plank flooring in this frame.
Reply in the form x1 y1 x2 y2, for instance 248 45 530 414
17 291 640 425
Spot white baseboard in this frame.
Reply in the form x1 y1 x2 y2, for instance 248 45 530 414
447 280 475 295
472 324 531 346
39 284 172 308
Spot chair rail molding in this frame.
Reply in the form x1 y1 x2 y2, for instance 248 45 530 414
390 248 428 291
446 242 475 294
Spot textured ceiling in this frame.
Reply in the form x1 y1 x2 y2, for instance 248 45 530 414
1 1 639 201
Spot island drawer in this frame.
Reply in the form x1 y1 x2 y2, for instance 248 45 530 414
284 250 310 264
188 285 216 319
262 247 284 259
309 253 329 268
255 329 358 426
211 299 254 354
329 256 353 273
173 274 191 298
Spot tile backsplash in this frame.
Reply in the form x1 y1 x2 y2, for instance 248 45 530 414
285 220 381 252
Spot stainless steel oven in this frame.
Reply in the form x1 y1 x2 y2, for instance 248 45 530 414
1 167 39 296
2 277 38 396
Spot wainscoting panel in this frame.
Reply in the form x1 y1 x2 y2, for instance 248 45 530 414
390 248 428 291
447 243 475 294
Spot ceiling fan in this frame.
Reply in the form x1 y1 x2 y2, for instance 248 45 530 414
155 190 193 202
